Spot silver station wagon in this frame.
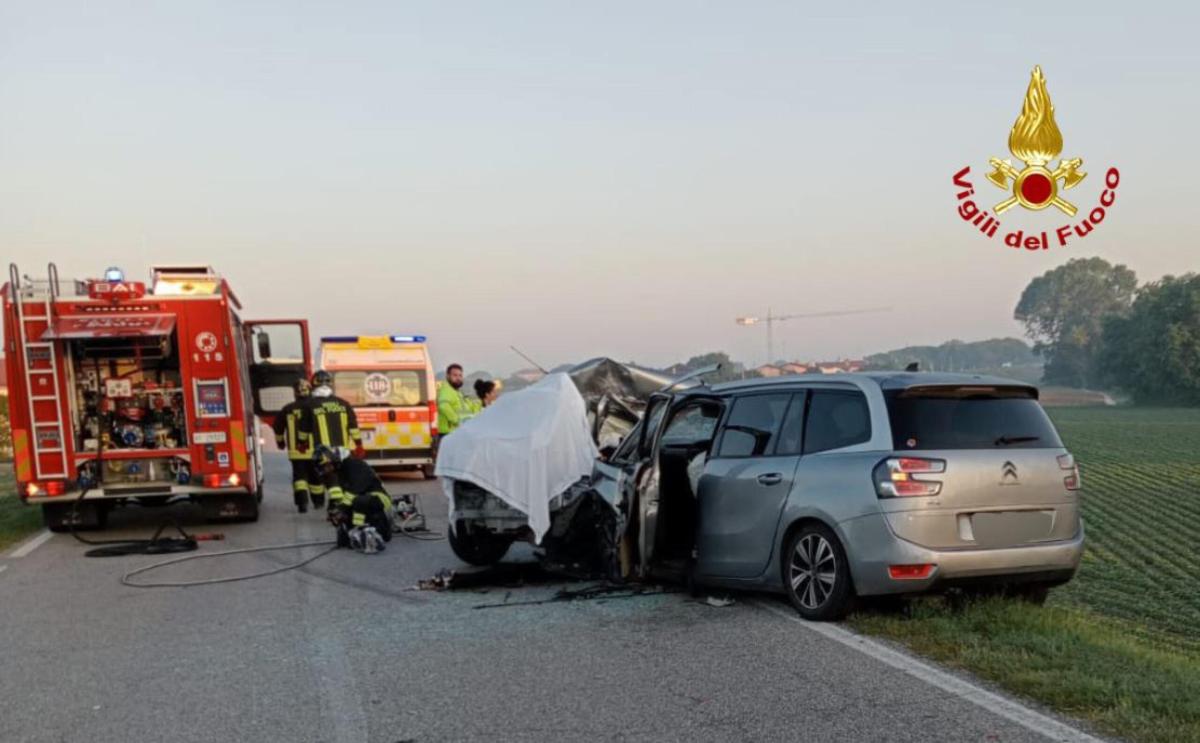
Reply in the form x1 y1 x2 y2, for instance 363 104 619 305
594 372 1084 620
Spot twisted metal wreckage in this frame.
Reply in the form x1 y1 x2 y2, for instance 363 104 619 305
435 357 712 580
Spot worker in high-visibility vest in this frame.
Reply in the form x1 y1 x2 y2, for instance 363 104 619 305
273 378 317 512
313 445 393 551
436 363 475 435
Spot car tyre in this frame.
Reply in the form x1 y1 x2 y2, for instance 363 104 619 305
447 521 512 566
784 523 854 621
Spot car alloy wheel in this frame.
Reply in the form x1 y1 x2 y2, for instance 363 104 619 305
791 533 836 610
784 524 853 620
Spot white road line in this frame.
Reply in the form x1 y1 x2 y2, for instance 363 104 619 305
753 600 1104 743
7 529 53 559
0 565 8 575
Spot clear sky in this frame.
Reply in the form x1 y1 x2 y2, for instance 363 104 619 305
2 1 1196 374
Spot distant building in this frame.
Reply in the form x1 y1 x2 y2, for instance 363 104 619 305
812 359 865 374
755 364 783 377
779 362 810 375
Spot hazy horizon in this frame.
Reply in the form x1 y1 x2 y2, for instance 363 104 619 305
3 2 1197 375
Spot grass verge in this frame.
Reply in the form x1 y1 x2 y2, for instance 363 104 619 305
849 598 1200 743
0 464 42 553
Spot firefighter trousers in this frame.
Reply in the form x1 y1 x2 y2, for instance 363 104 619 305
290 460 325 509
330 492 393 546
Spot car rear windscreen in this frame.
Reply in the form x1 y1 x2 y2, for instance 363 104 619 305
885 386 1063 450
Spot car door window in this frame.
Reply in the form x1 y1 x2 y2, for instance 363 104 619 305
661 402 721 446
774 392 808 455
804 390 871 454
716 393 791 457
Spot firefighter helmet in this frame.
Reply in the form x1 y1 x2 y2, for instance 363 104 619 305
312 370 333 388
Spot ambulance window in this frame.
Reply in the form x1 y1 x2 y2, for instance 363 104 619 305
332 370 426 407
251 324 305 364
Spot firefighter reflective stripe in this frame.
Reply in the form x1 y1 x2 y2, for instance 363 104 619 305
316 412 331 446
309 398 359 448
230 421 247 470
13 430 31 481
327 485 353 506
310 481 326 496
293 479 309 493
351 511 366 527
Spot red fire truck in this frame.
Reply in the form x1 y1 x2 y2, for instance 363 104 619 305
3 262 311 530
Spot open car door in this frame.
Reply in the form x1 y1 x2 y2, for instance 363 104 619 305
244 319 312 422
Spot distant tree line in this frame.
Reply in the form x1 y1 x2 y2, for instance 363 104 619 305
863 338 1039 374
1015 258 1200 405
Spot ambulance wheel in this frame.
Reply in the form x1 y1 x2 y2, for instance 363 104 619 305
448 521 512 566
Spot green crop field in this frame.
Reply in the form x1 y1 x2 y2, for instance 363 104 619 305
852 406 1200 742
1051 407 1200 650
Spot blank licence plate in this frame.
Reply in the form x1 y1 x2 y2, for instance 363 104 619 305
971 510 1054 548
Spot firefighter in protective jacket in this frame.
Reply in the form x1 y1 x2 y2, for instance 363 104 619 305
313 445 393 551
306 369 365 464
273 378 318 512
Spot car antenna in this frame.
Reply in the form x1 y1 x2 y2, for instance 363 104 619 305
510 345 549 374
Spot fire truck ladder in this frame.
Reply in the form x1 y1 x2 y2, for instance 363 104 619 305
8 263 69 480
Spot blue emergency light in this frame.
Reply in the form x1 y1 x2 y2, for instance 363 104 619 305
104 266 125 282
390 335 426 343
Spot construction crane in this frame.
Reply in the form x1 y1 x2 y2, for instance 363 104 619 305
735 306 891 365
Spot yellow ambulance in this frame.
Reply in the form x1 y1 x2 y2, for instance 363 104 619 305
318 335 437 477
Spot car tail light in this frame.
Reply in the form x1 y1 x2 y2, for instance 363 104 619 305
228 472 241 487
1058 452 1081 491
874 457 945 497
203 473 222 488
45 480 66 496
889 564 936 580
25 482 40 497
429 401 438 436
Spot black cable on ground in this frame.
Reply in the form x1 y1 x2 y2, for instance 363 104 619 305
121 540 338 588
69 485 204 557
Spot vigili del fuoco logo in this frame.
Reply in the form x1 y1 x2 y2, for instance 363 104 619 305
952 66 1120 251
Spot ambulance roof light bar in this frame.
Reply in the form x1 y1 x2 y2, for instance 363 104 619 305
319 335 427 344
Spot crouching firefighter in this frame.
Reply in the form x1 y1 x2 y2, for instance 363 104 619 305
274 378 319 513
312 445 394 553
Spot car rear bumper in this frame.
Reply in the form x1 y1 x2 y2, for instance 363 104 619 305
842 512 1085 596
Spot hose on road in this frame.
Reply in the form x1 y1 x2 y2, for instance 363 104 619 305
121 540 338 588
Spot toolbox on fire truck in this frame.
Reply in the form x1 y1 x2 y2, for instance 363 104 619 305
3 262 311 530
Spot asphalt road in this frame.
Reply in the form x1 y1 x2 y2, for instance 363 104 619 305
0 453 1105 743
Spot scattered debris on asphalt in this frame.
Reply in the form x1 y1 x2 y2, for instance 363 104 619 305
704 596 735 608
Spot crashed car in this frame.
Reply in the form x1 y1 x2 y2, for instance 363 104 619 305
594 372 1084 619
435 359 679 574
442 366 1084 621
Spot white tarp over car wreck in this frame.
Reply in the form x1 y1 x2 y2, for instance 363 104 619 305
435 373 600 541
